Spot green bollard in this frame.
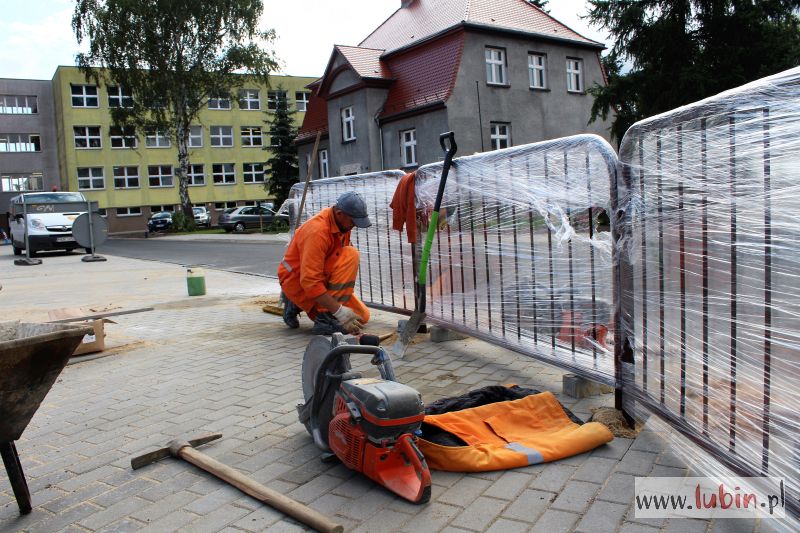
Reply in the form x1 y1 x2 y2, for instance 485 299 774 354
187 267 206 296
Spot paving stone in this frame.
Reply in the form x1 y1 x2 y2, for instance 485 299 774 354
399 502 461 532
185 504 251 533
95 518 146 532
286 474 342 504
78 497 149 530
530 509 580 533
483 471 533 500
630 430 667 453
550 481 601 513
572 457 619 484
574 500 628 532
592 438 634 460
437 476 493 507
625 503 666 529
183 485 243 515
615 450 659 476
485 517 532 533
619 522 661 533
130 490 198 523
529 464 577 492
450 496 508 531
337 486 396 521
137 510 198 533
597 473 636 504
709 518 756 533
353 509 414 533
233 505 284 531
663 517 712 533
502 489 556 523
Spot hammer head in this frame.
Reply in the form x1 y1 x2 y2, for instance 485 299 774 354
130 433 222 470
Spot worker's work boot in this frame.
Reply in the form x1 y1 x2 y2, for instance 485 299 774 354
311 313 348 335
282 293 301 329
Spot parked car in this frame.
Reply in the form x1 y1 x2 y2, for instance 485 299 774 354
8 191 90 255
193 207 211 228
147 211 173 233
218 205 277 233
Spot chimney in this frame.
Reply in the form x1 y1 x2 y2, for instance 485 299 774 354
401 0 417 7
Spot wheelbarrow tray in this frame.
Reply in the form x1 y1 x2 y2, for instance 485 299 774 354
0 321 94 441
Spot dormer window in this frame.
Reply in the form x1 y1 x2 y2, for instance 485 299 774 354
485 47 507 85
341 107 356 142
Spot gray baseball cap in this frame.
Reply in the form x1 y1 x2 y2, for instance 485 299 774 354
335 191 371 228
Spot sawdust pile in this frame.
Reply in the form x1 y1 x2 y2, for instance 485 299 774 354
590 407 639 438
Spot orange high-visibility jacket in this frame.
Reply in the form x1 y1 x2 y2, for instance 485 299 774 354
278 207 352 306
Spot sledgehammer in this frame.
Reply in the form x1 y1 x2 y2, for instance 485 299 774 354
131 433 343 533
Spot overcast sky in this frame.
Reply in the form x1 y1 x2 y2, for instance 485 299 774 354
0 0 611 80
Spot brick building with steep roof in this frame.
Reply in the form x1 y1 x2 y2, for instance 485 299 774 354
297 0 612 180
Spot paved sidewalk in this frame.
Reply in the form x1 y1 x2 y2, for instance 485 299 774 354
0 247 774 532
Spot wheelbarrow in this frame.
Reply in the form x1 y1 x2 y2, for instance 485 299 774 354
0 321 93 514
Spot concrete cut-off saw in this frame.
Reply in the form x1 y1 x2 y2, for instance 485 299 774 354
297 333 431 504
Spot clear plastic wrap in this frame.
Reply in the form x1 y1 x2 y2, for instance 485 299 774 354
618 66 800 520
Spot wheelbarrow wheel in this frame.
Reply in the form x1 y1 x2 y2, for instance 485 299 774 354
0 441 32 515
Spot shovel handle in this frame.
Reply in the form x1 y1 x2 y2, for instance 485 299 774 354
178 446 343 533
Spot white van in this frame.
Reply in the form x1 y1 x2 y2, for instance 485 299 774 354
9 191 90 256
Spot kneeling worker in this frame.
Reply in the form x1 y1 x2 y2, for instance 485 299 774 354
279 191 371 334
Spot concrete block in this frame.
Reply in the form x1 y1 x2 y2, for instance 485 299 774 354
562 373 615 398
430 325 469 343
397 319 428 334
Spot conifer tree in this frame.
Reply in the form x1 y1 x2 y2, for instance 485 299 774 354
264 89 299 209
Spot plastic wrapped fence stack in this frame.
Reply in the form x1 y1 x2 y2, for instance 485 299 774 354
618 67 800 519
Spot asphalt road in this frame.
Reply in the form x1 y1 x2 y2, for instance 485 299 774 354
96 237 286 277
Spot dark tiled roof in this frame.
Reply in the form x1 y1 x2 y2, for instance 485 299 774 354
360 0 601 53
296 89 329 143
380 30 464 118
335 46 393 80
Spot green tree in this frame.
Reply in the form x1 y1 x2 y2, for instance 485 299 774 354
528 0 549 10
73 0 278 220
264 89 299 209
587 0 800 144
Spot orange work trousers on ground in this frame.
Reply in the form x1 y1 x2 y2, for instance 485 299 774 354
279 246 370 323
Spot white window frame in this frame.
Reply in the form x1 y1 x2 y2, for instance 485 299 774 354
147 165 174 188
189 125 203 148
145 130 171 148
113 166 139 189
295 91 310 112
212 163 236 185
400 129 417 167
0 95 38 114
490 123 511 151
210 126 233 147
188 164 205 186
1 172 43 192
238 89 260 110
74 126 102 149
208 96 231 110
0 133 41 152
241 126 263 147
116 207 142 217
109 126 137 149
567 58 584 93
485 47 507 85
243 162 265 183
319 149 329 179
341 107 355 142
267 90 287 111
71 84 99 107
528 53 547 89
77 167 105 190
108 86 133 108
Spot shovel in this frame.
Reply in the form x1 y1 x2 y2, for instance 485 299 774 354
392 131 457 358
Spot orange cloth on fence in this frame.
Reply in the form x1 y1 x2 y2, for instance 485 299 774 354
418 391 613 472
278 207 370 323
390 171 418 244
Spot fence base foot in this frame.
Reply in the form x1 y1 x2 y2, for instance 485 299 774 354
429 326 468 343
563 373 614 398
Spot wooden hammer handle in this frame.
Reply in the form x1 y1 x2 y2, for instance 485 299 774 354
179 446 343 533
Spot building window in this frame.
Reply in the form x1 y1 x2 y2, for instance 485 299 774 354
341 107 355 142
485 47 507 85
148 165 173 187
74 126 102 149
0 133 41 152
208 96 231 110
490 123 511 150
210 126 233 147
110 126 137 148
189 126 203 148
319 149 329 179
145 130 171 148
97 208 107 217
567 58 584 93
108 86 133 108
1 172 43 192
0 95 38 114
241 126 263 147
212 163 236 184
400 129 417 167
295 91 310 112
238 89 260 110
267 90 287 111
214 201 237 211
116 207 142 217
243 163 264 183
113 166 139 189
77 167 105 190
71 84 99 107
528 53 547 89
150 204 174 213
188 164 205 186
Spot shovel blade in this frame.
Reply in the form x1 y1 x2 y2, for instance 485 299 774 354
391 311 425 359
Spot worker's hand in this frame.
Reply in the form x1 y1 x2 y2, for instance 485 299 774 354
333 305 363 333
